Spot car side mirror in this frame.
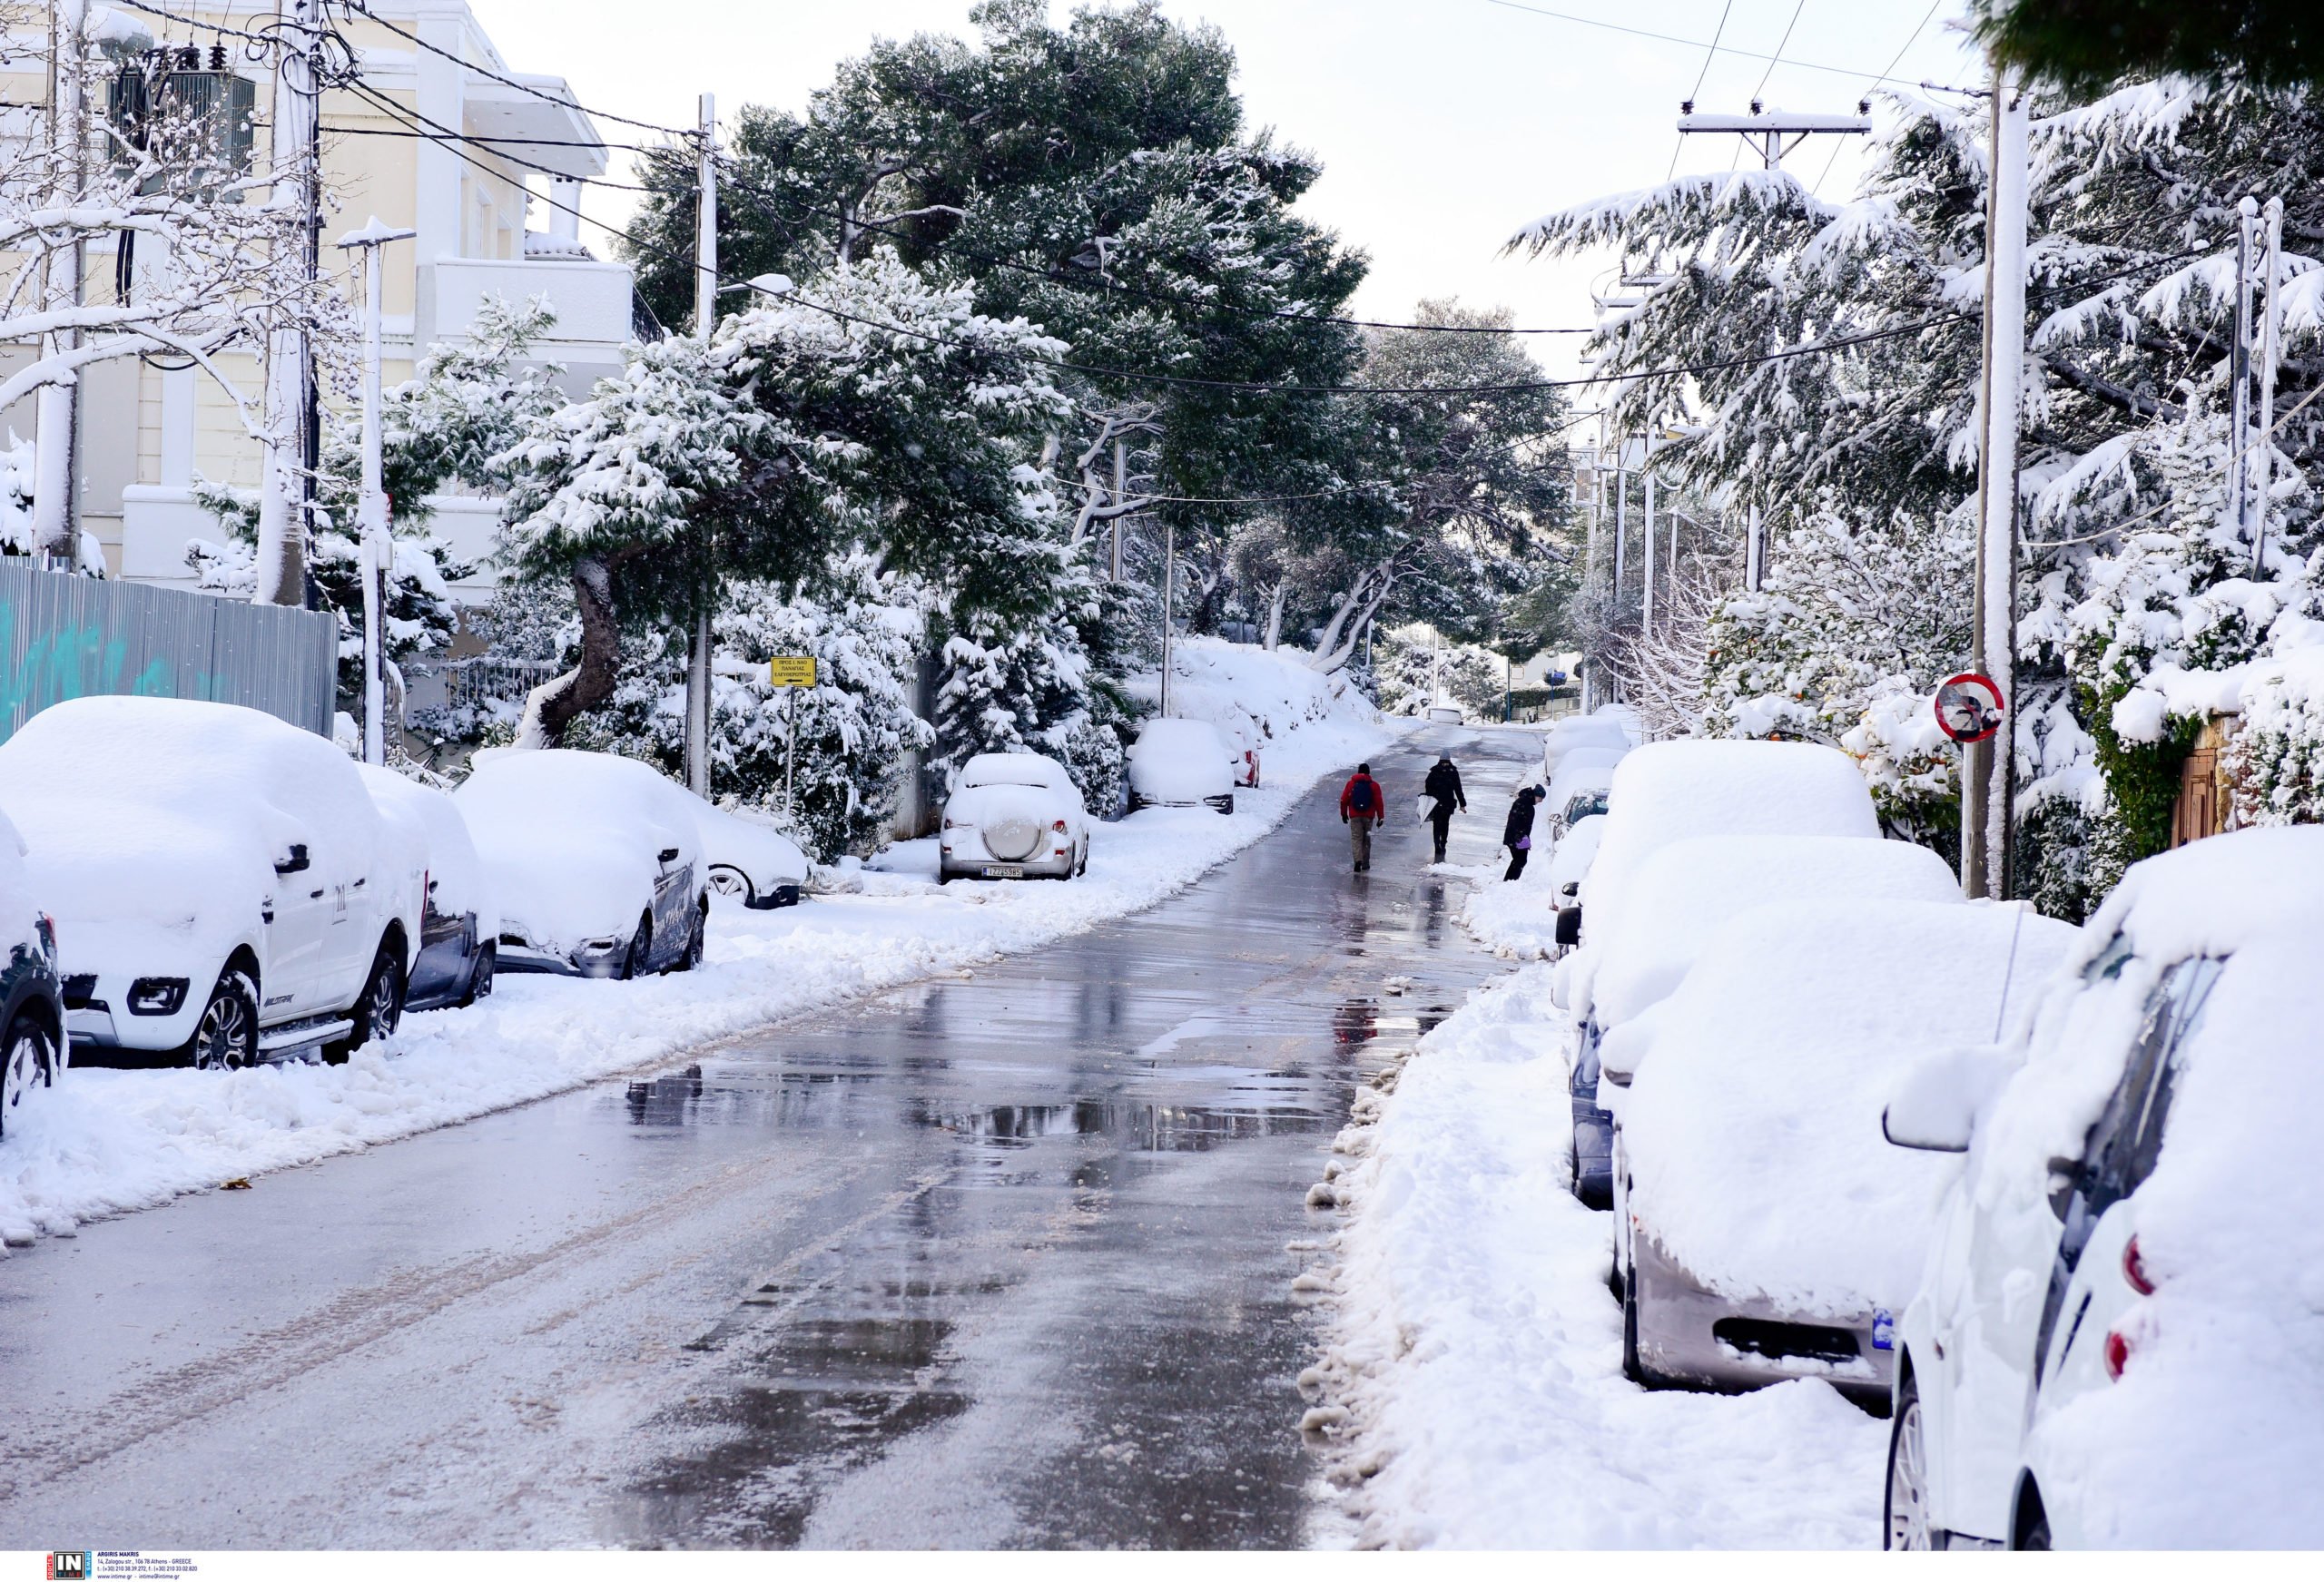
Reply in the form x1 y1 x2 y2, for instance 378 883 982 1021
2045 1156 2085 1221
657 847 681 864
1882 1044 2015 1153
274 843 310 876
1554 906 1581 946
1560 881 1579 899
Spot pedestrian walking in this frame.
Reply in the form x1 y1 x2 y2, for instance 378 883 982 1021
1341 762 1387 873
1422 754 1467 863
1501 786 1540 882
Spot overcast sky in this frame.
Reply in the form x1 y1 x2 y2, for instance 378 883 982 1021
478 0 1982 381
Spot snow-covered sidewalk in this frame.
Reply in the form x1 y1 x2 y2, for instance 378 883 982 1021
0 700 1397 1248
1307 959 1888 1548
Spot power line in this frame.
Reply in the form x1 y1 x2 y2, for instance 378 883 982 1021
1479 0 1933 84
1811 0 1945 198
1669 0 1737 182
1749 0 1810 104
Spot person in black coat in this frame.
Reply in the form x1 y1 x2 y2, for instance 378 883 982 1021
1422 755 1467 862
1502 786 1540 882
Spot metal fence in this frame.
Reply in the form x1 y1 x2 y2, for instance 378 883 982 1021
0 561 339 745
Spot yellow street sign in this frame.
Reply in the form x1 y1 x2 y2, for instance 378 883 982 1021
766 656 817 688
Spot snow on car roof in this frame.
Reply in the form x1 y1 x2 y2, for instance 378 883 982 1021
1581 741 1880 948
1620 898 2078 1314
2075 822 2324 974
1547 813 1605 890
960 752 1070 790
1132 716 1227 751
1592 834 1960 1030
357 764 497 936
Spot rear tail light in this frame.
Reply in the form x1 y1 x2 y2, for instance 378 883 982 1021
2123 1234 2155 1295
2103 1329 2130 1381
1051 820 1068 832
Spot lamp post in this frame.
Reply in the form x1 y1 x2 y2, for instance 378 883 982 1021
336 217 415 766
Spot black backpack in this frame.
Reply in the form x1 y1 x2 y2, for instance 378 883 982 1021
1349 776 1376 814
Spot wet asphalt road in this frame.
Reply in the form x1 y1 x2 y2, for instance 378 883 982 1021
0 729 1534 1549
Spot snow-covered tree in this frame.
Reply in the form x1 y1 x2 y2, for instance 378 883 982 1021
5 8 335 562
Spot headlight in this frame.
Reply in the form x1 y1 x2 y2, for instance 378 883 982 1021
127 977 190 1016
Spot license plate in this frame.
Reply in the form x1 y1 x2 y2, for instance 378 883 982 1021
981 864 1024 879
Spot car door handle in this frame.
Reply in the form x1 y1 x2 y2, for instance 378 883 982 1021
310 889 325 899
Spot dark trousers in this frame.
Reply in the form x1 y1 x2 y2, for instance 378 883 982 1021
1429 810 1452 861
1504 846 1530 882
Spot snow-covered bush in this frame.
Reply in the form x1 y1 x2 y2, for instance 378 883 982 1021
1372 629 1502 716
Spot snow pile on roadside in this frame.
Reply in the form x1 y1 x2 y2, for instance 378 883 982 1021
1310 961 1886 1548
0 663 1389 1245
1127 634 1374 745
1452 850 1566 958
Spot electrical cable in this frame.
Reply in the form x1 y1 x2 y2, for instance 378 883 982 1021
339 78 656 192
1478 0 1935 85
1809 0 1944 198
1748 0 1809 104
1669 0 1737 182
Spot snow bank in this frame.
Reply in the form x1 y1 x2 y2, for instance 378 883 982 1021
1128 634 1374 744
0 663 1392 1244
1620 899 2076 1314
1315 962 1888 1548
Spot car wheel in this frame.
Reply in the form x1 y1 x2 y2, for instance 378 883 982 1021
1885 1371 1940 1549
1077 842 1088 878
2013 1482 2052 1551
1620 1261 1656 1388
185 968 259 1071
707 866 753 904
459 943 496 1007
618 915 652 980
670 902 706 973
327 938 406 1064
0 1014 53 1137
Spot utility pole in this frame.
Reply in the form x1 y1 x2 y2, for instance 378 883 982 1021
1581 435 1602 712
2253 196 2284 573
337 218 415 767
1614 466 1629 601
1965 67 2028 901
684 92 717 797
1160 522 1176 717
2229 196 2257 565
1746 503 1763 593
1675 99 1870 172
255 0 321 605
1111 437 1127 583
1641 440 1659 637
34 0 88 569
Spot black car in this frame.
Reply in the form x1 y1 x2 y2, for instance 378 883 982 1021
0 850 65 1137
402 876 495 1013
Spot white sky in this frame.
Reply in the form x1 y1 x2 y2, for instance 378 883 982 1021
476 0 1982 382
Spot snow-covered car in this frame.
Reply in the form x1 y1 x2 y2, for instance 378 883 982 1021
1611 898 2074 1408
1565 832 1957 1210
1426 704 1464 724
693 801 808 909
1545 811 1604 912
1882 828 2324 1549
1541 713 1630 782
1217 711 1264 789
0 807 64 1136
1126 718 1235 814
453 749 709 979
1544 744 1624 840
939 752 1090 881
0 697 423 1068
356 765 498 1014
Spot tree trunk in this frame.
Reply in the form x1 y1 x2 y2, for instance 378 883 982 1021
515 557 623 748
1308 569 1394 675
1263 584 1284 650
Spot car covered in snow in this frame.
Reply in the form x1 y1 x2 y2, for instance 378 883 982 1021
939 752 1090 882
1543 745 1623 841
356 766 498 1014
1126 718 1235 814
1881 828 2324 1549
694 801 808 909
1609 898 2074 1409
1216 710 1264 789
1563 831 1953 1210
1541 710 1634 781
453 749 709 978
0 697 423 1068
0 807 64 1135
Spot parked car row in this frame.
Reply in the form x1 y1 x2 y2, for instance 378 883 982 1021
0 700 809 1097
1537 730 2324 1548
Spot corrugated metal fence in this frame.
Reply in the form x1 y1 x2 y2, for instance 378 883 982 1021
0 563 339 745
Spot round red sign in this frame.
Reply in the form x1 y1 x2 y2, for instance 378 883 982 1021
1934 672 2005 744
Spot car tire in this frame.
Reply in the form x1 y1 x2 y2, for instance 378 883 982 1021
618 915 652 981
1077 843 1088 878
185 968 259 1071
459 943 496 1007
0 1013 53 1137
670 902 706 973
1620 1260 1657 1388
326 938 406 1065
1885 1370 1943 1549
2013 1482 2051 1551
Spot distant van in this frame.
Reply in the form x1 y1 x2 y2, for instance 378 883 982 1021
1426 704 1463 724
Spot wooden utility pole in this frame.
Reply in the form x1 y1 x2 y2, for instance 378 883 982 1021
684 92 717 796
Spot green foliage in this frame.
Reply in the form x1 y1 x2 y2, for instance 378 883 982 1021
1977 0 2324 93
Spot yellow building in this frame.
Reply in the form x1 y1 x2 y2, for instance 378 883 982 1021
14 0 639 600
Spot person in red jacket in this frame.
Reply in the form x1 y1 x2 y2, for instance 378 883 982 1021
1340 762 1387 873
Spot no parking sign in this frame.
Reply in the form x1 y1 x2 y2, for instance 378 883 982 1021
1934 673 2005 744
